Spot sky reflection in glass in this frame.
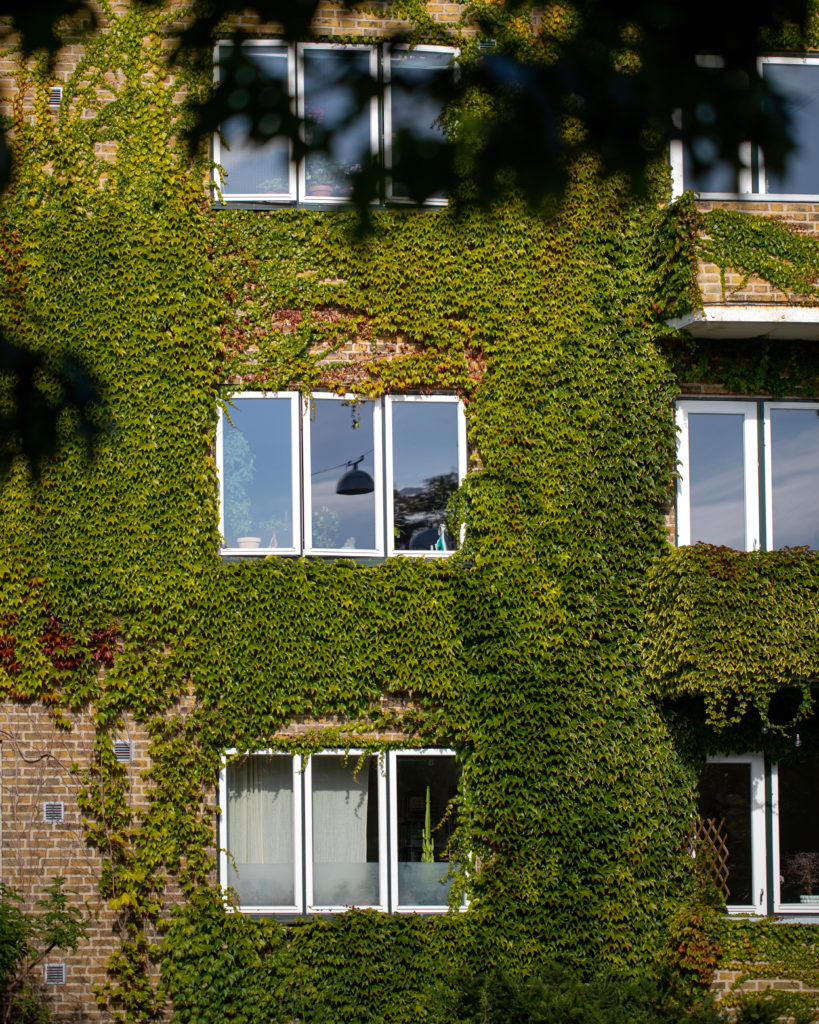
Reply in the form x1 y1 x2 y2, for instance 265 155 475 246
689 412 746 548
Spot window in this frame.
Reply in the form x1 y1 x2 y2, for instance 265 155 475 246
213 42 456 205
217 393 467 557
675 400 819 550
697 755 766 914
698 755 819 916
219 749 462 914
671 56 819 199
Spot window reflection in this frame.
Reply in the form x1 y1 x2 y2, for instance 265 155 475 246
219 46 291 196
689 412 746 548
390 49 452 201
778 759 819 906
309 400 376 551
303 48 372 199
223 398 294 550
698 762 753 906
392 402 459 551
764 63 819 195
395 755 458 906
770 409 819 549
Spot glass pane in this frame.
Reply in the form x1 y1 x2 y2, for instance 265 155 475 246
683 144 738 194
303 48 372 199
309 400 376 550
396 755 458 906
219 46 291 196
227 757 295 907
390 50 452 200
392 402 459 551
698 763 753 906
778 758 819 905
770 408 819 548
764 64 819 195
223 398 294 550
311 756 380 907
688 412 746 548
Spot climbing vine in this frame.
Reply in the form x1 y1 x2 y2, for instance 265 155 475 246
0 3 818 1023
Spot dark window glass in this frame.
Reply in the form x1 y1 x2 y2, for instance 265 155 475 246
392 402 459 551
778 758 819 905
219 46 291 196
770 408 819 549
395 755 458 906
223 398 294 550
688 412 746 548
764 63 819 195
227 756 295 907
698 762 753 906
303 48 372 199
390 50 452 201
311 756 380 907
682 144 739 194
309 400 376 550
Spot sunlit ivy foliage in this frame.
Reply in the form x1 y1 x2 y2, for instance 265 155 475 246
1 4 819 1022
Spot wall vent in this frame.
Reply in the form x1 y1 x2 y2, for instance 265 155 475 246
47 86 63 108
113 740 133 763
44 963 66 985
43 801 65 823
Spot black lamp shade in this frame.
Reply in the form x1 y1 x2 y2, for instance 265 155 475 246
336 467 375 495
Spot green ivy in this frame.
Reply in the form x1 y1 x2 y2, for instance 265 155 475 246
645 545 819 730
1 4 819 1023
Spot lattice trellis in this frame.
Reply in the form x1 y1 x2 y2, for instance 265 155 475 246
690 817 731 901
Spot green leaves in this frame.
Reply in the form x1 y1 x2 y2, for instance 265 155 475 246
645 545 819 729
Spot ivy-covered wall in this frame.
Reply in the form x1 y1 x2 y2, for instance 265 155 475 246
2 3 819 1023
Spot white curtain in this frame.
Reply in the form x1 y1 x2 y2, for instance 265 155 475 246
227 756 294 906
228 755 293 864
312 756 368 864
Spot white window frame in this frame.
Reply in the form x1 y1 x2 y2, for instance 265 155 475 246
304 749 388 913
213 41 297 203
214 41 455 206
385 394 467 557
675 400 760 550
771 760 819 915
388 748 462 914
704 754 767 916
303 393 384 557
670 55 819 200
219 750 304 915
217 391 302 556
220 748 461 914
762 400 819 551
297 43 379 206
384 45 458 207
219 393 466 559
758 55 819 200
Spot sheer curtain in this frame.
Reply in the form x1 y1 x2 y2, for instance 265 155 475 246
311 756 378 906
227 756 294 906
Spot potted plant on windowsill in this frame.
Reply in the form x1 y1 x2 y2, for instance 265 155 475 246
305 152 351 198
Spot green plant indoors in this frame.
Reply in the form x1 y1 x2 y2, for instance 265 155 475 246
4 4 819 1024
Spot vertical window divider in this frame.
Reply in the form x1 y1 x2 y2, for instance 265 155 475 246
764 754 775 915
758 399 768 550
